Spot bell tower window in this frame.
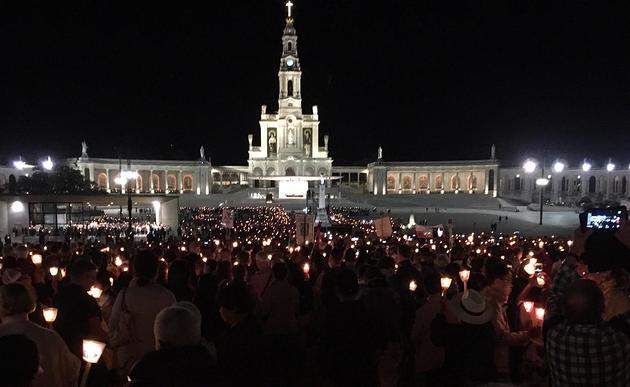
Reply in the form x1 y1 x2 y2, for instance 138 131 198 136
288 41 292 51
287 80 293 96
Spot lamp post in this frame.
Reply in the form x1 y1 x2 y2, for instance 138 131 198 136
524 158 549 225
115 168 139 234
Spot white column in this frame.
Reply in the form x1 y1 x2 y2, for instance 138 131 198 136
412 172 417 194
135 170 139 193
179 170 183 193
150 169 154 193
106 169 111 193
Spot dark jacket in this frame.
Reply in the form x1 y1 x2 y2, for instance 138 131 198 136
215 314 263 387
129 345 217 387
431 313 496 387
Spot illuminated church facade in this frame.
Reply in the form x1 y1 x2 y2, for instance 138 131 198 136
2 2 628 205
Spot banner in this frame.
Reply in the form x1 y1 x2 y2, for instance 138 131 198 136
295 213 315 245
415 224 445 239
415 225 433 239
221 208 234 229
374 216 393 238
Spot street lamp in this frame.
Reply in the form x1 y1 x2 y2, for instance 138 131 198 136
116 169 139 233
524 158 546 225
523 159 537 174
13 158 31 170
553 160 565 173
582 160 592 172
42 156 54 171
606 159 615 172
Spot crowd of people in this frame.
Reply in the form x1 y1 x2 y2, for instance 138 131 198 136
0 205 630 386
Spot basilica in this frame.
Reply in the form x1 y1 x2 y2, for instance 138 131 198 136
1 1 628 206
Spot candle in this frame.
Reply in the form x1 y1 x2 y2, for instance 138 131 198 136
524 258 537 276
60 268 66 278
302 262 310 275
114 256 123 267
440 276 452 295
536 275 546 287
523 301 534 313
31 254 43 265
535 307 545 321
87 286 103 299
42 307 58 323
49 266 59 277
409 280 418 292
82 339 106 364
232 241 238 248
459 269 471 283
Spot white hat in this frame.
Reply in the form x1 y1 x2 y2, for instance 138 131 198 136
448 290 495 325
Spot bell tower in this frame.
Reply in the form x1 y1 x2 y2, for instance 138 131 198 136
278 1 302 113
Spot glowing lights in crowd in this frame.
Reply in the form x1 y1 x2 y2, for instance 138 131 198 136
88 286 103 299
42 307 58 323
440 276 452 296
31 254 43 265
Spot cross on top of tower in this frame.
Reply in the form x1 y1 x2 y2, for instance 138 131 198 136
286 1 293 18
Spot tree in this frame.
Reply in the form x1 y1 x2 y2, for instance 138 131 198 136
10 166 100 194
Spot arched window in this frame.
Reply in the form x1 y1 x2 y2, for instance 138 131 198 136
402 175 412 190
514 176 521 191
168 175 177 191
97 173 108 189
588 176 596 193
435 175 443 189
468 175 478 190
614 176 620 193
288 41 292 51
450 175 459 190
623 176 627 195
137 175 143 192
183 175 193 191
418 175 428 189
152 174 160 192
561 176 567 192
285 167 296 176
387 175 396 190
287 80 293 97
488 170 495 191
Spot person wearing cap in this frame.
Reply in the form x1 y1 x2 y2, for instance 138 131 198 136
430 289 497 386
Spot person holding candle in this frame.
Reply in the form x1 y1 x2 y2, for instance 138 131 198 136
109 251 176 378
482 260 535 382
430 288 496 386
411 268 445 386
318 269 384 387
260 261 301 385
128 304 217 386
215 281 263 387
53 259 108 358
544 233 630 387
0 283 80 387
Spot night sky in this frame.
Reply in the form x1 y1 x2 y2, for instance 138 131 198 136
1 1 629 168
